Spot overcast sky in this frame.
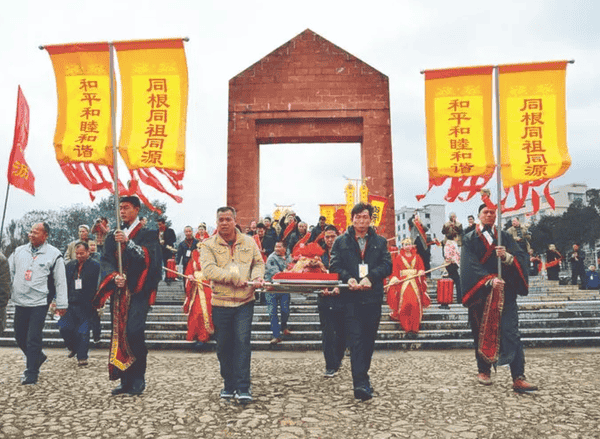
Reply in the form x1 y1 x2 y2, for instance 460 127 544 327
1 0 599 235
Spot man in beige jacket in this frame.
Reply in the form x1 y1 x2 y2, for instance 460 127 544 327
201 206 265 404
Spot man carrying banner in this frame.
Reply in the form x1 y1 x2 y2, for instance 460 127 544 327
460 204 537 393
93 196 162 396
330 202 392 401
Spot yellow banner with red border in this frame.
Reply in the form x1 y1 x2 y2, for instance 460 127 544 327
46 42 113 166
114 39 188 171
424 66 495 179
498 61 570 188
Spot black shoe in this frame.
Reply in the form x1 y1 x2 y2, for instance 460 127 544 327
21 374 38 385
111 381 131 396
68 350 76 358
235 390 253 404
220 388 235 399
128 379 146 396
353 385 373 401
37 352 48 369
324 369 336 378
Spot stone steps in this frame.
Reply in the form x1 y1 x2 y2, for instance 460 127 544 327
3 278 600 351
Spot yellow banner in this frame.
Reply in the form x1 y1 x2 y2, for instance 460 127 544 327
115 39 188 170
319 204 343 225
424 66 495 178
499 62 571 187
368 195 387 229
46 43 113 166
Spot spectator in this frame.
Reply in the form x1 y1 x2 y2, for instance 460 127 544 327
195 223 210 242
569 244 586 288
246 220 258 236
157 218 177 281
287 221 309 256
65 225 90 261
308 216 328 243
585 265 600 290
441 212 463 246
176 226 199 272
91 217 109 252
263 216 278 242
545 244 562 281
264 241 292 344
464 215 476 235
507 218 531 253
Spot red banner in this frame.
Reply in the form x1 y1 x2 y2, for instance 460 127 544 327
7 86 35 195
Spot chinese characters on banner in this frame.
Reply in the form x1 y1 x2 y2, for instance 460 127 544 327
114 39 187 202
368 195 387 232
45 42 114 197
421 66 495 202
44 39 188 205
7 86 35 195
420 61 571 214
499 62 570 188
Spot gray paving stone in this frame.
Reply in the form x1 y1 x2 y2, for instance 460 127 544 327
0 347 599 438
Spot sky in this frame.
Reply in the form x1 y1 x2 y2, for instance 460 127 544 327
1 0 599 236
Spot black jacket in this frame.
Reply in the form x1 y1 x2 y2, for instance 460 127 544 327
66 258 100 315
329 226 392 305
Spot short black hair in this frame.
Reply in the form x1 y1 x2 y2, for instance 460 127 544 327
319 216 326 221
120 196 141 209
264 216 271 221
478 203 488 214
256 223 266 229
157 218 166 224
217 206 236 218
468 215 474 220
324 225 338 234
351 202 374 218
74 241 89 251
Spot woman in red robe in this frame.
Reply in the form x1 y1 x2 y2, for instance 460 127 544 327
387 238 430 337
183 248 214 348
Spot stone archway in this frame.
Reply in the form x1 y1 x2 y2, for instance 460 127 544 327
227 29 395 237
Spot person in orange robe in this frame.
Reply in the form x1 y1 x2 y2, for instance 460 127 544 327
387 238 430 337
183 247 214 349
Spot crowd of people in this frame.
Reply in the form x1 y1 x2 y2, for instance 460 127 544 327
5 199 600 402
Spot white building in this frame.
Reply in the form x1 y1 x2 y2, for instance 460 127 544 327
395 204 446 269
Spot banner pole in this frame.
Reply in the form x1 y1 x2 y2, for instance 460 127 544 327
109 42 123 275
0 184 10 249
494 65 503 280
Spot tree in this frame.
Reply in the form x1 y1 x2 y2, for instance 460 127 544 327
2 196 169 255
529 215 561 254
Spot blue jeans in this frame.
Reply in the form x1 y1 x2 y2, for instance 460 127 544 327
212 302 254 393
14 305 49 379
265 293 290 338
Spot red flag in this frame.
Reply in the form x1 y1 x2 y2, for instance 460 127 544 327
7 86 35 195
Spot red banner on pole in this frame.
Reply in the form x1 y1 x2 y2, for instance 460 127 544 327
7 86 35 195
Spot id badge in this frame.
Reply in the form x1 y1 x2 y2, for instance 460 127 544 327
25 270 32 281
359 263 369 279
186 250 191 257
75 279 83 290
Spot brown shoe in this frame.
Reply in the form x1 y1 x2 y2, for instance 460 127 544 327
477 372 492 386
270 338 281 345
78 359 88 367
513 377 538 393
282 329 291 336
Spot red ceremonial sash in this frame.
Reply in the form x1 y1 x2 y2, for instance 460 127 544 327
92 223 151 380
253 234 267 262
282 220 296 241
545 251 562 268
292 232 311 254
478 280 505 364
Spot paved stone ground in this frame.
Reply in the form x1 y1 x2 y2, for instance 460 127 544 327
1 347 599 439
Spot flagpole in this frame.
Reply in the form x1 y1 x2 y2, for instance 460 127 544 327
109 42 123 275
494 65 503 280
0 184 10 249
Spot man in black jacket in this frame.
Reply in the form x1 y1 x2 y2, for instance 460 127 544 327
157 218 176 281
330 203 392 401
58 241 100 366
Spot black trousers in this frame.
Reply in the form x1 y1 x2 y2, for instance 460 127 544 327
318 299 346 371
344 302 381 389
14 305 49 378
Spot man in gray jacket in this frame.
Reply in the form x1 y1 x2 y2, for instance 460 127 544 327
0 252 10 334
9 222 68 385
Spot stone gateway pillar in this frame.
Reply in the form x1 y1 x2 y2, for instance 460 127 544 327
227 29 395 237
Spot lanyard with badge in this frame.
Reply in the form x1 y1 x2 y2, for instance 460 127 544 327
357 237 369 279
25 252 37 282
75 262 83 290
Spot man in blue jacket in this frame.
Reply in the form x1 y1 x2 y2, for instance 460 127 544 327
330 203 392 401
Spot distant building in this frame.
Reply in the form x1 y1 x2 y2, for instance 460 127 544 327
503 183 588 225
395 204 446 270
